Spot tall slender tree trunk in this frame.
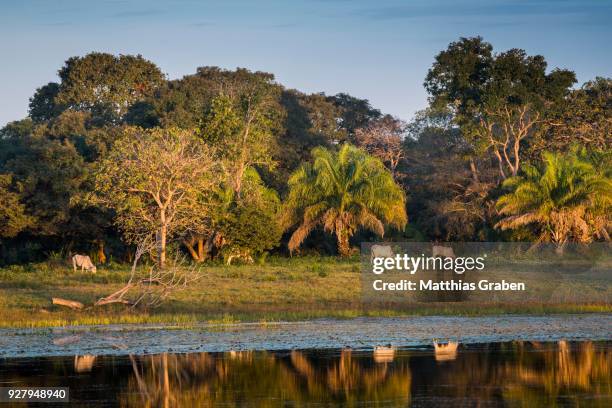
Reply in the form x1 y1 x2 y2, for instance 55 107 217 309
158 210 167 269
234 163 245 195
197 237 205 262
469 158 480 183
337 228 351 257
160 226 166 268
233 119 252 196
157 206 168 268
512 139 521 177
493 149 507 180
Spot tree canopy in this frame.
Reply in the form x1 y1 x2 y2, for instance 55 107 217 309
1 39 610 264
282 144 407 256
53 53 164 124
425 36 577 179
496 148 611 246
0 174 33 239
94 127 219 266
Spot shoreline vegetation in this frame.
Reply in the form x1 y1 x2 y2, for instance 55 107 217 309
0 38 609 330
0 257 609 329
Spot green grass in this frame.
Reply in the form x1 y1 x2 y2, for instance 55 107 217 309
0 256 609 328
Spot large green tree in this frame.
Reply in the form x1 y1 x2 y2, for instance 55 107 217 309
542 77 611 153
496 148 611 248
213 168 282 263
138 67 282 131
199 69 283 196
403 108 497 241
328 93 382 139
282 144 407 256
0 112 117 257
95 127 219 267
31 53 164 124
127 67 373 192
0 121 87 237
0 175 33 240
274 90 345 190
425 37 576 180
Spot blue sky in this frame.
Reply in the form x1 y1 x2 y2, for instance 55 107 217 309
0 0 610 125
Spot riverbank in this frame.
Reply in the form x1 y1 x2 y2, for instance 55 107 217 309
0 257 609 328
1 314 610 357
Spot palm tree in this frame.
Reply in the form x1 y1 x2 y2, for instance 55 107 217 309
495 148 611 251
282 144 407 257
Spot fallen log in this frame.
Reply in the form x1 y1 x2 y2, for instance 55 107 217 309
94 297 133 306
52 297 84 310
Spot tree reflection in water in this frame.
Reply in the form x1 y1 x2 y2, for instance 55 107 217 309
120 342 609 407
0 341 609 407
123 348 411 407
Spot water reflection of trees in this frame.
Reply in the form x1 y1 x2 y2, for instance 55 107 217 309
411 341 611 407
501 341 611 406
121 349 412 407
120 342 610 407
0 342 608 406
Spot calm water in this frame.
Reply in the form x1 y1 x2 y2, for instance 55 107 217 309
0 341 610 407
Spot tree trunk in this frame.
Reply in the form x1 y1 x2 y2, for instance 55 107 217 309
469 158 480 183
203 233 216 260
555 241 567 256
158 225 167 268
336 229 351 257
234 120 251 195
184 235 208 262
493 149 507 180
512 139 520 177
183 238 198 261
125 248 134 264
52 297 84 310
234 161 246 197
97 240 106 264
197 237 205 262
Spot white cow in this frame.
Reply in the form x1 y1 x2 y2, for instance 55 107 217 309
432 245 455 258
370 244 394 261
72 254 97 273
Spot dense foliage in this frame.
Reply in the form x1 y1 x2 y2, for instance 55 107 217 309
283 144 407 256
0 38 610 265
496 148 611 246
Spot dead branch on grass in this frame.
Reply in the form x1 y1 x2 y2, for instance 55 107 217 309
94 238 203 309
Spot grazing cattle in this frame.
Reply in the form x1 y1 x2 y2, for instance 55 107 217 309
370 244 394 261
432 245 455 258
72 254 97 273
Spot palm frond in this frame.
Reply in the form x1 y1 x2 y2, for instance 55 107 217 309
283 144 407 252
495 148 612 243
